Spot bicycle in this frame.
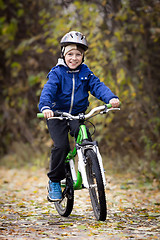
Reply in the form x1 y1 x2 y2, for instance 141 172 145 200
37 104 120 221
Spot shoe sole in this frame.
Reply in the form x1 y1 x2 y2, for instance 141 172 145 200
47 195 62 202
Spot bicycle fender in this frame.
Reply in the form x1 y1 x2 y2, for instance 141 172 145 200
93 146 106 187
77 149 89 189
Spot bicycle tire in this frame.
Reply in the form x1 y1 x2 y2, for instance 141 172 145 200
85 149 107 221
54 164 74 217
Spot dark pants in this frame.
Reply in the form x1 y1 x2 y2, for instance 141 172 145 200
47 119 84 182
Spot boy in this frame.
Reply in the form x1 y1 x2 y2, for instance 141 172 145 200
39 31 120 201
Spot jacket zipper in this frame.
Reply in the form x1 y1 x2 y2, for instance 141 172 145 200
69 74 75 114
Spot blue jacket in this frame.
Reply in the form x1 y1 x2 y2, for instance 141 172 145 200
39 59 118 115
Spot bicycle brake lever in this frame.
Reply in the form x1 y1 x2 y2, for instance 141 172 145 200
54 110 63 117
100 105 108 114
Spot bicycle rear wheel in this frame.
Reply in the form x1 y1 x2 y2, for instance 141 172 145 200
85 149 107 221
54 164 74 217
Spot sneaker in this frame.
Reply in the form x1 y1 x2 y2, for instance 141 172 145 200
47 180 62 202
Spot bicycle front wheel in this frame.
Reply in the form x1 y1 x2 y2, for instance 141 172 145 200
85 149 107 221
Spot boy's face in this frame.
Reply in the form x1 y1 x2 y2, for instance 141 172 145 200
65 49 83 69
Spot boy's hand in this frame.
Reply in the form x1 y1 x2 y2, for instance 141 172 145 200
42 109 54 118
109 98 120 108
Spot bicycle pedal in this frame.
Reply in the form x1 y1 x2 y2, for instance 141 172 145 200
61 179 66 185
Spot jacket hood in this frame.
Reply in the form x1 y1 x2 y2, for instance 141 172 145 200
56 58 67 67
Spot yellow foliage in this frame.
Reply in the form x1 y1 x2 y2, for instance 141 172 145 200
114 31 122 42
117 68 126 84
104 40 112 48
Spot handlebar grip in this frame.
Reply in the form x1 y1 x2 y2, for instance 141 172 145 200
37 113 44 118
106 102 121 109
37 111 61 118
106 103 112 109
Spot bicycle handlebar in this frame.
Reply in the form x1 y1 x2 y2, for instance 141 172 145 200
37 103 120 120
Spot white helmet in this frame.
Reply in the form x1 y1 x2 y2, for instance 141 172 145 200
60 31 88 51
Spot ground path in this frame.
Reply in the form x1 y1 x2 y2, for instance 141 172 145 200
0 168 160 239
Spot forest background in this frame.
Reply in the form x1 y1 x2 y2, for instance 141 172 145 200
0 0 160 181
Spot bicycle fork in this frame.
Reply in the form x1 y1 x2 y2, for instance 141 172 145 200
76 142 106 189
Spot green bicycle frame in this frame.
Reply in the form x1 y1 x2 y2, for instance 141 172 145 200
37 103 116 190
66 124 88 190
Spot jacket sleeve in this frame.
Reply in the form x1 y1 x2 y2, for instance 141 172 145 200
39 69 60 112
88 73 119 104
